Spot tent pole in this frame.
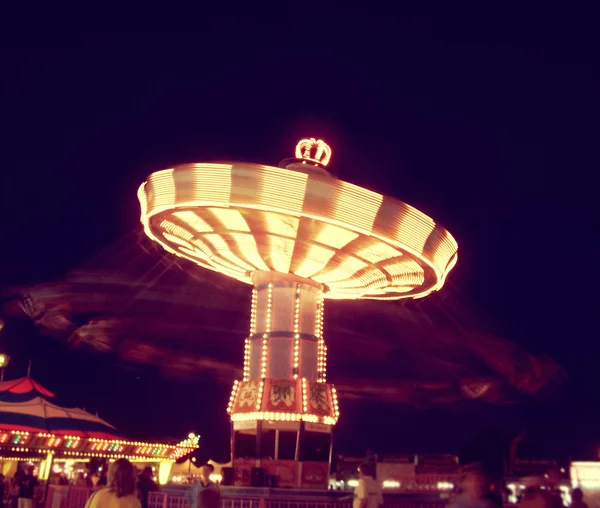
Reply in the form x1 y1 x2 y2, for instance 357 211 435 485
42 452 55 503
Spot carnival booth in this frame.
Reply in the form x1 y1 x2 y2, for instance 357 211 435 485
170 459 232 484
0 377 199 485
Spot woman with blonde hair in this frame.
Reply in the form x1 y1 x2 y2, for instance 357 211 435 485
85 459 141 508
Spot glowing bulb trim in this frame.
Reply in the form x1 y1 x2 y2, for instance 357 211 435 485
0 429 198 460
229 379 338 425
293 284 301 379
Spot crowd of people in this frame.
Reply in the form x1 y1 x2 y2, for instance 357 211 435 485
0 459 221 508
82 459 219 508
349 462 590 508
2 458 592 508
0 466 40 508
447 467 588 508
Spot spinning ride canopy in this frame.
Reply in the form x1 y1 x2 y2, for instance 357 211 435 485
0 139 563 418
2 236 564 407
137 139 458 300
136 139 459 433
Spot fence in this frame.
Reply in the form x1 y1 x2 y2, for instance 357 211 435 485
46 486 448 508
47 486 93 508
146 492 446 508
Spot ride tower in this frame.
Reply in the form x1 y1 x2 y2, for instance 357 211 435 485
138 138 458 488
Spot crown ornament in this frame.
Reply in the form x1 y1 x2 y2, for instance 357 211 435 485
295 138 332 167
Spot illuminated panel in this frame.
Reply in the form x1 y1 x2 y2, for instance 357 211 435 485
204 234 255 272
298 289 318 336
189 238 213 259
172 211 212 233
313 257 369 284
210 208 251 232
314 223 359 249
271 287 294 333
163 232 194 249
356 240 402 264
261 286 273 378
178 247 210 265
249 339 262 379
374 199 438 267
268 338 293 378
300 340 318 381
255 290 268 335
294 244 336 279
332 181 382 232
230 233 270 271
258 166 307 213
160 220 194 242
381 258 424 286
267 236 294 273
263 211 300 237
180 245 244 279
190 164 232 203
147 169 175 208
347 267 387 289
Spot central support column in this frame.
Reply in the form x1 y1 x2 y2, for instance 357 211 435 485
245 271 326 382
229 271 337 489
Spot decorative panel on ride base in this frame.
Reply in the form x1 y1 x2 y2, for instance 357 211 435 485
300 461 329 488
229 379 338 423
262 459 299 487
234 380 261 413
233 458 254 486
305 381 332 416
262 379 301 413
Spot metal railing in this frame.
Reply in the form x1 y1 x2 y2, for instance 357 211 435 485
47 486 93 508
147 493 352 508
147 492 447 508
47 485 448 508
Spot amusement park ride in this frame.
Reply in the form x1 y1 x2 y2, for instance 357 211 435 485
137 138 458 488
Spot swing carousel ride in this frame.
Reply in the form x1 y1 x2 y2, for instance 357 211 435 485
1 139 564 488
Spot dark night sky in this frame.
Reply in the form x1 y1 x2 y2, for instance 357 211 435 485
1 17 599 466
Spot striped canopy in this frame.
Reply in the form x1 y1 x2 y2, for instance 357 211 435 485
0 377 55 402
0 377 119 439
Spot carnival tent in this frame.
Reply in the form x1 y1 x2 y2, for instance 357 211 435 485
0 377 118 438
0 376 198 466
0 397 118 439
